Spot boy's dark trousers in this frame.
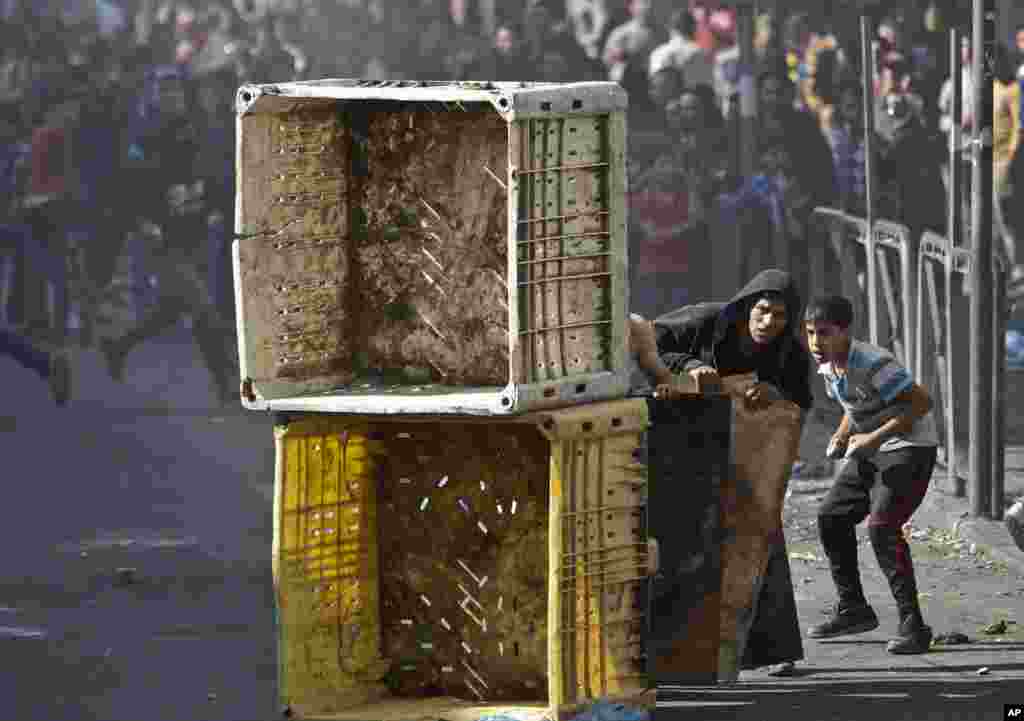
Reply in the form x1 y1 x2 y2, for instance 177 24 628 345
817 446 938 623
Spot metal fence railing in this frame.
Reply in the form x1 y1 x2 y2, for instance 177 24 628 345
917 230 1007 511
811 208 914 370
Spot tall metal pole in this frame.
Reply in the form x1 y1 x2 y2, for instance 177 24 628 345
947 27 964 497
993 254 1007 520
861 16 879 346
969 0 995 519
737 1 757 182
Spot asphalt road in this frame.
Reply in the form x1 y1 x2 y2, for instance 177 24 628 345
3 326 1021 721
0 327 280 721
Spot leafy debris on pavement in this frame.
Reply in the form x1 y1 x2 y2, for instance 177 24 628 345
790 551 821 562
981 619 1017 635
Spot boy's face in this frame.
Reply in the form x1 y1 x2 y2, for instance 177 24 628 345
804 320 850 365
747 297 788 345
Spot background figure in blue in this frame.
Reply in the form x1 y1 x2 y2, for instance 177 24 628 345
100 63 237 405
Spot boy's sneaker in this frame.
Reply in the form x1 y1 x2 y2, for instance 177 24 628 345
886 615 933 655
808 602 879 639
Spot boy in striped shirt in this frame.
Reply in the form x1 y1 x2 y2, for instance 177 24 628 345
803 295 939 655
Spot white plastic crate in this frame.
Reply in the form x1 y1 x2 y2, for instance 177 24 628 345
233 79 629 415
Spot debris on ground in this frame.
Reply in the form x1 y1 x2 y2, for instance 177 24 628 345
563 701 650 721
767 661 797 677
790 551 821 562
976 667 990 676
933 632 971 645
982 619 1016 635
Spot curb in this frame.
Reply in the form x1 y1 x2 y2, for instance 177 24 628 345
922 486 1024 578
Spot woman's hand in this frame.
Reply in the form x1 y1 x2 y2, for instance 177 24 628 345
688 365 722 393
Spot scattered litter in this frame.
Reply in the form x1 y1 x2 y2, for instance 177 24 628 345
563 700 650 721
982 620 1014 635
60 533 199 554
933 632 971 645
767 661 797 677
0 626 46 640
976 667 990 676
790 552 820 562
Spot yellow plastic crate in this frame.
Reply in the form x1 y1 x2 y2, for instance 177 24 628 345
271 399 651 720
273 421 390 713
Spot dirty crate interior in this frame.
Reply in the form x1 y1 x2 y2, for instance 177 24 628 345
272 402 650 719
236 90 621 406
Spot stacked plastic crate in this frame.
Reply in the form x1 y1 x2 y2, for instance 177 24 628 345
233 80 650 720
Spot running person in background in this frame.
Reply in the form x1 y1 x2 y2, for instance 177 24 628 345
804 295 938 655
100 65 237 405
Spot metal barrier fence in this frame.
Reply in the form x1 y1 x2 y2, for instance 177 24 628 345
812 208 914 371
917 230 1007 513
916 231 973 489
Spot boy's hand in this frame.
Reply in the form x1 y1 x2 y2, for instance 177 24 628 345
826 434 848 459
844 433 881 460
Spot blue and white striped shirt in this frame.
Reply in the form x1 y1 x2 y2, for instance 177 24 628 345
818 339 939 452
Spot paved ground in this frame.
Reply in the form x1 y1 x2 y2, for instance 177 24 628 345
4 322 1023 721
0 326 281 721
656 386 1024 721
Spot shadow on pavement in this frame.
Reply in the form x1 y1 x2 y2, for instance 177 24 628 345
657 678 1021 720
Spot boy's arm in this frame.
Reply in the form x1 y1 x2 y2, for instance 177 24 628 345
834 412 852 441
863 383 933 447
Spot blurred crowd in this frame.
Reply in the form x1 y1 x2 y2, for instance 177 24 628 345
0 0 1021 405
